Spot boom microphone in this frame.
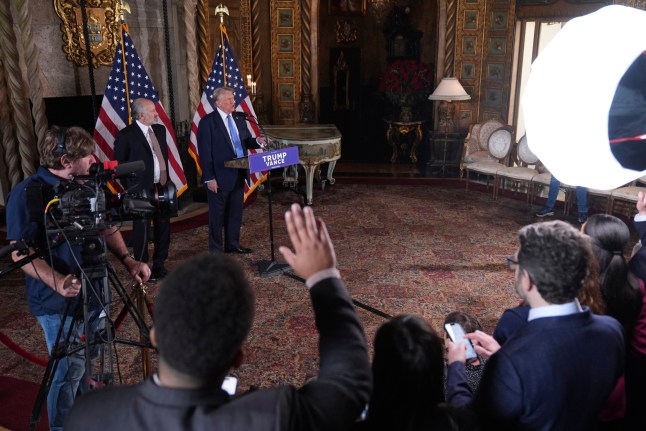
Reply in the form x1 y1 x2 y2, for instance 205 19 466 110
114 160 145 177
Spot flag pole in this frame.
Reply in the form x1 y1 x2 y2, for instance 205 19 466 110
119 23 133 124
79 0 98 124
220 23 228 87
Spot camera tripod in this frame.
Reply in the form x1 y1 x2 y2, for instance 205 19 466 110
26 235 154 431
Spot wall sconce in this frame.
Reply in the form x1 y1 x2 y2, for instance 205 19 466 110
246 74 257 96
428 77 471 133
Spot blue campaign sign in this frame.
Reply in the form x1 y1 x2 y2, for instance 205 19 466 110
249 146 300 173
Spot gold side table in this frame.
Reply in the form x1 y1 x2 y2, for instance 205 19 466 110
384 119 425 163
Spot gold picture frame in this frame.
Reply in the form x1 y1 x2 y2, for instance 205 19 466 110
54 0 123 68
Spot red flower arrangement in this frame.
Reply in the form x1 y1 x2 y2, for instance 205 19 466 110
378 59 433 106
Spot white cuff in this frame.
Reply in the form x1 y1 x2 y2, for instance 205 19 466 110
305 268 341 289
635 214 646 222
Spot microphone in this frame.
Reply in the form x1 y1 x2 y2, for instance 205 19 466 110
231 111 254 119
114 160 145 177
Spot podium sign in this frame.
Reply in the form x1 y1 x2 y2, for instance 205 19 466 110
248 146 299 174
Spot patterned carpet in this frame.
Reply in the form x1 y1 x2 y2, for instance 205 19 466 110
1 180 562 425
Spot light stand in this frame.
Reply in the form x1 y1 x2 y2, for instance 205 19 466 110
23 235 153 431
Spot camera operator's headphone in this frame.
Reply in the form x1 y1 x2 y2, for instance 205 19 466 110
53 126 69 158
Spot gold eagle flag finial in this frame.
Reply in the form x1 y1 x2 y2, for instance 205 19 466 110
116 0 131 22
215 4 229 24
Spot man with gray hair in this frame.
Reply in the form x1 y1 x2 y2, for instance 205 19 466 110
446 220 624 430
114 98 171 281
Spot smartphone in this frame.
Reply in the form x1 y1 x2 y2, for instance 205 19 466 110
445 322 478 361
221 375 238 395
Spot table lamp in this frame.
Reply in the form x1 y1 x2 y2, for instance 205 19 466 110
428 77 471 133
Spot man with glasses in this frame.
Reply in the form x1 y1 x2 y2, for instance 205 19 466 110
445 220 624 430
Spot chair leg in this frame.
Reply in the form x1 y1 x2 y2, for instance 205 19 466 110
493 175 501 200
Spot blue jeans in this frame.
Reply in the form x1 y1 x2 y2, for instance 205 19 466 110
545 176 588 214
37 314 84 430
37 308 104 430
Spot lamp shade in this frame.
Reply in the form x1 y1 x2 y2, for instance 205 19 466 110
428 78 471 101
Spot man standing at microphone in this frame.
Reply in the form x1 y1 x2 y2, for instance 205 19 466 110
197 87 262 253
114 98 171 281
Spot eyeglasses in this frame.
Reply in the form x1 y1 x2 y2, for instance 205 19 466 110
506 255 519 271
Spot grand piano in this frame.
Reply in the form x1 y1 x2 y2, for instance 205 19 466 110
263 124 341 205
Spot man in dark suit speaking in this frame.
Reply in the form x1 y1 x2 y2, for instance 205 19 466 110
114 98 171 281
197 87 261 253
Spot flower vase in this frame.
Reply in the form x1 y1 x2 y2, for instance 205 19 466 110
399 105 413 122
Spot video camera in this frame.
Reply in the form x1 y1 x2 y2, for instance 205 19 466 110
26 160 177 236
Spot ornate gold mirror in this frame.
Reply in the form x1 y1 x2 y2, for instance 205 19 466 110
54 0 127 67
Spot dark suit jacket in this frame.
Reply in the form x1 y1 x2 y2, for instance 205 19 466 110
492 305 530 345
196 111 257 191
64 277 372 430
114 122 169 193
447 310 624 430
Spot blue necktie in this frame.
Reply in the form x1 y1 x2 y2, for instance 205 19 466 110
226 115 244 158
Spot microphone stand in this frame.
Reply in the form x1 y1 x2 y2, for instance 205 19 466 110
240 113 292 278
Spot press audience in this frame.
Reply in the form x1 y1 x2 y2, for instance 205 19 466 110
446 220 624 430
65 204 371 430
356 314 477 431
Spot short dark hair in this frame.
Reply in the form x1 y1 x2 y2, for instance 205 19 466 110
39 126 94 169
154 253 255 381
518 220 591 304
444 311 483 334
368 315 445 428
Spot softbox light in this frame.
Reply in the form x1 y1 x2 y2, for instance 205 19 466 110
522 5 646 190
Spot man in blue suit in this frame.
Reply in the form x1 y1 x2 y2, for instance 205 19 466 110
446 220 624 430
197 87 261 253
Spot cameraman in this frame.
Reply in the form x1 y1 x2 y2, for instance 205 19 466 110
5 126 150 430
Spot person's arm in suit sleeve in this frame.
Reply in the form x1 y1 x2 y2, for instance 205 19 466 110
113 130 128 164
113 130 132 190
492 306 529 345
445 337 474 407
197 116 216 184
279 204 372 429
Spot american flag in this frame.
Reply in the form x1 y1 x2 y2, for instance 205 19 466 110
188 26 266 202
93 23 187 196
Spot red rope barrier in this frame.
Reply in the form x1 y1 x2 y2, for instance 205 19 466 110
0 330 48 367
